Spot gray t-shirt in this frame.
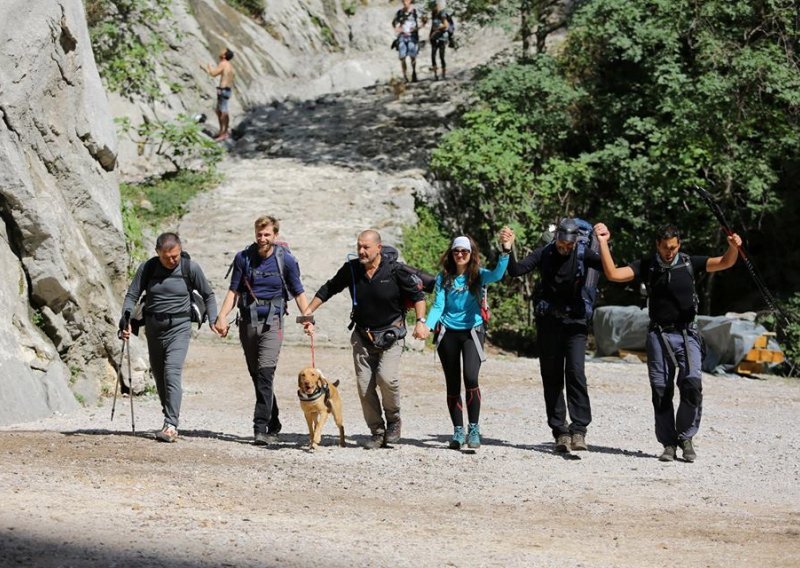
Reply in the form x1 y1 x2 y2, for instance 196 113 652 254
122 257 218 321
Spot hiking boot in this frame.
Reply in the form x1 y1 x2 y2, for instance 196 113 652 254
680 439 696 462
156 423 178 443
554 433 571 453
571 432 588 451
659 445 677 462
253 432 270 446
449 426 466 450
411 71 418 83
363 433 385 449
467 423 481 449
385 419 402 444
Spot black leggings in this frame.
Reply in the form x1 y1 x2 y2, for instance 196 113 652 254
431 41 446 69
436 327 484 426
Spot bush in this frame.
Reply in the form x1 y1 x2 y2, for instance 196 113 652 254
224 0 265 19
86 0 177 100
115 114 224 173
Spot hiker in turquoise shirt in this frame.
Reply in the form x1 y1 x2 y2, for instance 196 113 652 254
415 229 515 450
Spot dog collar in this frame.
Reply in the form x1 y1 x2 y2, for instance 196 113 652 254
297 385 327 402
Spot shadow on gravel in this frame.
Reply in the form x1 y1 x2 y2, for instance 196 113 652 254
230 79 465 173
0 532 244 568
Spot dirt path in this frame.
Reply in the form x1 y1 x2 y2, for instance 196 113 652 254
4 34 800 567
2 339 799 567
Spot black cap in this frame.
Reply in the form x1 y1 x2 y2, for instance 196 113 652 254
555 218 579 243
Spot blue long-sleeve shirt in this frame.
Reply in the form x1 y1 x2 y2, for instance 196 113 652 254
425 253 509 330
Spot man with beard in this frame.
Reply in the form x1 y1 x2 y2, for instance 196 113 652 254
213 216 314 446
304 229 427 449
505 219 601 454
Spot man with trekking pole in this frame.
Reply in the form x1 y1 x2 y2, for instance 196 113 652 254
593 222 741 462
119 232 218 443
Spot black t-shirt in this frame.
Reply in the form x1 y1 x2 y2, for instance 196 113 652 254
507 243 602 315
315 253 425 329
629 254 708 325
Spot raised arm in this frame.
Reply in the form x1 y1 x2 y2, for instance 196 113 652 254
594 223 635 283
705 233 742 273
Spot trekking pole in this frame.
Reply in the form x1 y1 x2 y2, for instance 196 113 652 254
111 311 130 423
691 185 794 326
127 334 135 435
110 335 125 422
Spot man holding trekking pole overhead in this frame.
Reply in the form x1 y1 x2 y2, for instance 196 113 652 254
593 222 741 463
120 232 218 443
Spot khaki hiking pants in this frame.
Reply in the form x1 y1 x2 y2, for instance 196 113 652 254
350 330 403 435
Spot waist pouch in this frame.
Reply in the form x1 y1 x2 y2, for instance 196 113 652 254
357 320 407 350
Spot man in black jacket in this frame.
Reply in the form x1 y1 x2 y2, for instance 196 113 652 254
304 230 426 448
505 219 602 454
594 222 741 462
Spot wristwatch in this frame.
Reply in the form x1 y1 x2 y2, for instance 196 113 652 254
417 317 426 324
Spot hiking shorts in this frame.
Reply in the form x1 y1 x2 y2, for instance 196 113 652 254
216 87 232 113
398 35 419 59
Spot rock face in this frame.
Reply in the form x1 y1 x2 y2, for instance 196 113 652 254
0 0 129 425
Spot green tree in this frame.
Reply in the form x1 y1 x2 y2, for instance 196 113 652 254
424 0 800 354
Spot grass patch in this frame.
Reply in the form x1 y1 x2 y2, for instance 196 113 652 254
120 170 222 273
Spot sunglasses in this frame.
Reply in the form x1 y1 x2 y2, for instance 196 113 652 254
452 249 470 256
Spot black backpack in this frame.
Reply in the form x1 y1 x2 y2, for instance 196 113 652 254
642 252 698 315
537 217 600 321
381 245 436 297
129 252 208 334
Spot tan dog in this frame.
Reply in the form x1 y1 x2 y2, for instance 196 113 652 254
297 367 345 449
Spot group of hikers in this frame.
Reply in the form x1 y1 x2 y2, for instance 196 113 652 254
200 0 454 141
120 214 742 463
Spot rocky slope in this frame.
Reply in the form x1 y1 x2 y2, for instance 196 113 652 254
0 0 127 425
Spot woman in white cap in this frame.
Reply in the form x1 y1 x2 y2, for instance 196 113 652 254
415 230 514 450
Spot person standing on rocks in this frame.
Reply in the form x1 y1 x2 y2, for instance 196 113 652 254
393 0 423 82
203 47 235 141
593 222 741 463
120 232 219 443
505 219 602 454
212 216 314 446
414 230 513 450
303 229 427 449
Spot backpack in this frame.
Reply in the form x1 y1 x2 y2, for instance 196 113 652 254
224 242 292 316
345 246 433 328
642 252 698 316
394 8 419 37
381 245 436 306
445 13 456 48
537 217 600 321
130 251 208 335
